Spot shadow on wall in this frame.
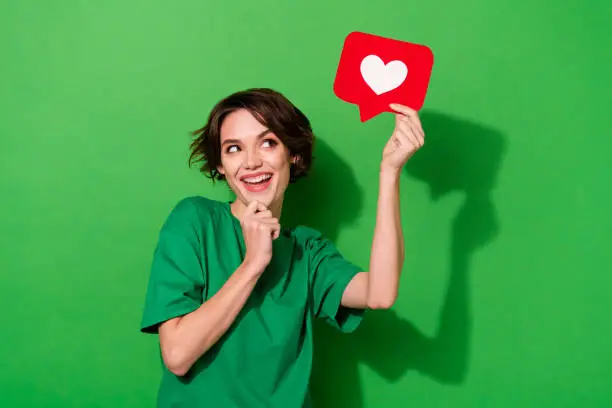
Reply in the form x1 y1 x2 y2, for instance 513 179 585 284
284 110 507 408
281 137 365 237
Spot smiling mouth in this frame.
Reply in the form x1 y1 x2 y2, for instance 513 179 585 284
240 173 273 192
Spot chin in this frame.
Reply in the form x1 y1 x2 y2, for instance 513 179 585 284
238 183 277 207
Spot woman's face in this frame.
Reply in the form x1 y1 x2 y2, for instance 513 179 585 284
217 108 294 216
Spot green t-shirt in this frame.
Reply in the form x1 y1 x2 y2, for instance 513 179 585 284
140 196 365 408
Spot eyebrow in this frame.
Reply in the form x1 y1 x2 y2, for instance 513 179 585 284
221 129 272 147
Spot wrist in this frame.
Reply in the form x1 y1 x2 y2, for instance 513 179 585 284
379 166 401 184
241 257 267 277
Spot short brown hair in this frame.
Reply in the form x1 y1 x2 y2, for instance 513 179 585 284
188 88 315 184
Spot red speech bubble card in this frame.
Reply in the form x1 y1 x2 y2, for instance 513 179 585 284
333 31 434 122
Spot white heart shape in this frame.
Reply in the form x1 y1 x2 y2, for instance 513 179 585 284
360 55 408 95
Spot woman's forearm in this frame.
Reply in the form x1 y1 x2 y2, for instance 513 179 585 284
366 168 405 309
158 261 263 376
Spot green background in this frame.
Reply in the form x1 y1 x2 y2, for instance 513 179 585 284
1 1 611 407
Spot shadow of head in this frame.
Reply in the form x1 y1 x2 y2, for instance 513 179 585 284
281 137 364 241
407 110 508 252
405 110 507 199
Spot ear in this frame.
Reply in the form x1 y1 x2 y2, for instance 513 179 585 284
292 155 301 164
217 165 225 175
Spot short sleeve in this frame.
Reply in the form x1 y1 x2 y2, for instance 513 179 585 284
140 198 206 334
304 228 365 333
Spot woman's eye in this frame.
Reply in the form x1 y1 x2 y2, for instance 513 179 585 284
227 145 238 153
263 139 277 148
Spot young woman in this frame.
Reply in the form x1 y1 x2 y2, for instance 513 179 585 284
140 88 425 407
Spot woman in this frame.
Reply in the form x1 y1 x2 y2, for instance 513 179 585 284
140 88 425 407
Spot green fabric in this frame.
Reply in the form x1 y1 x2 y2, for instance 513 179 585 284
140 196 365 408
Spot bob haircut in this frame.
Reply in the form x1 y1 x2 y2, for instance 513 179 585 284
188 88 315 184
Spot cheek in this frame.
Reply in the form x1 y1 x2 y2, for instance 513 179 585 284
221 157 240 175
274 161 291 177
269 152 291 170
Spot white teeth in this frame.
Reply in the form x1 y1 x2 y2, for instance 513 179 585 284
243 174 272 183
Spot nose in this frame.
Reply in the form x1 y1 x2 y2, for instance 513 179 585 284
244 147 262 169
